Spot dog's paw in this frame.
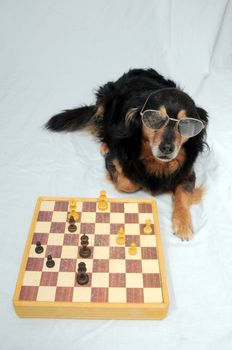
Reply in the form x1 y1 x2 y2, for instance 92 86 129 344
172 212 193 241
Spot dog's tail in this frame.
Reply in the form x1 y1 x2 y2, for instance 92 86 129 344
45 105 97 133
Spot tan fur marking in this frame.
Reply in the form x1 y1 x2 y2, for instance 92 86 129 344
125 108 139 126
159 105 167 117
95 104 104 117
111 159 141 193
100 143 109 156
177 109 186 120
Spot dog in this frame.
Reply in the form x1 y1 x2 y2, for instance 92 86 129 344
46 68 208 241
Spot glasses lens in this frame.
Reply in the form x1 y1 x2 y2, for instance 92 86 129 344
142 110 167 130
178 118 204 137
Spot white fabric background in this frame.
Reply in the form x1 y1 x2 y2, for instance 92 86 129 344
1 1 232 349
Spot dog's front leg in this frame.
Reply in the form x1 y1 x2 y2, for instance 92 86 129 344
172 183 194 241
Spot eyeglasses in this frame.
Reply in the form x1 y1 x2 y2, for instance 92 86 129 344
140 93 205 138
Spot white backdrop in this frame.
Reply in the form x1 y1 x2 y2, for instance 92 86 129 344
1 1 232 349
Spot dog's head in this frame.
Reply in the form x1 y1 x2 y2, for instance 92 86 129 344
126 88 208 162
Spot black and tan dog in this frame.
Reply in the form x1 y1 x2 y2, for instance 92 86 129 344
46 68 208 241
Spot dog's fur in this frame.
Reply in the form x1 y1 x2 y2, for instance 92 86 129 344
46 68 208 241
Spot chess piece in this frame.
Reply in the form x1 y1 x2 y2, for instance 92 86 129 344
128 242 137 255
35 241 43 254
79 234 91 258
46 255 55 268
76 262 89 285
97 190 108 211
67 199 79 222
143 219 152 234
116 227 125 245
68 215 77 232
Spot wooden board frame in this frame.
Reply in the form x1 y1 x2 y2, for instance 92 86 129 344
13 196 169 320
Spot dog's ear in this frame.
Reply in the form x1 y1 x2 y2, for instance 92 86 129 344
196 106 209 127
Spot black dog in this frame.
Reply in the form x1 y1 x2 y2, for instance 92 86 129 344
46 68 208 240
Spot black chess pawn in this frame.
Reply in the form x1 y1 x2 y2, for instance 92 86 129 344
46 255 55 268
35 241 44 254
76 262 89 285
79 234 91 258
68 215 77 232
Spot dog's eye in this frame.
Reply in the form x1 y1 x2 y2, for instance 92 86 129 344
178 118 204 137
142 110 166 130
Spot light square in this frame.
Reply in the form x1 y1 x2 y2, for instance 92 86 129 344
108 288 127 303
93 246 109 259
61 246 78 259
109 260 126 273
138 213 154 224
52 211 67 222
47 233 64 246
73 287 91 302
95 223 110 235
124 223 140 235
110 213 125 224
29 245 45 258
40 200 55 211
34 221 51 233
142 259 160 273
22 271 42 286
81 212 96 223
91 273 109 287
126 273 143 288
57 272 75 287
140 235 156 247
76 202 83 212
125 247 141 260
124 203 139 213
143 288 163 303
37 286 56 301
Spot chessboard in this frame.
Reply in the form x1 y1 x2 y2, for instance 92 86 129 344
13 195 169 319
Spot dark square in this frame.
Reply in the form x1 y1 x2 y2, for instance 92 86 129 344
140 223 154 235
109 273 126 287
40 272 58 286
54 201 69 212
96 213 110 223
37 211 53 222
50 222 66 233
19 286 38 301
110 202 124 213
141 247 157 259
125 235 140 247
124 213 139 224
94 235 109 246
93 259 109 273
110 224 125 235
110 247 125 259
82 202 96 212
55 287 74 301
126 260 142 273
32 233 49 245
91 288 108 302
80 223 95 235
143 273 161 288
60 259 77 272
26 257 44 271
138 203 153 213
63 234 79 246
126 288 144 303
46 245 62 258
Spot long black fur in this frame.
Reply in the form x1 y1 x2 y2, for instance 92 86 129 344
46 68 208 194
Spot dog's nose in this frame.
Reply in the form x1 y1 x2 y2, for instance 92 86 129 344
159 142 174 155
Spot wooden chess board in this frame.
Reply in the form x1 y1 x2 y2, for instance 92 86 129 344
13 196 169 319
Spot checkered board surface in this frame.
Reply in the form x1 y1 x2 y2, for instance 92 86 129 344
13 196 169 319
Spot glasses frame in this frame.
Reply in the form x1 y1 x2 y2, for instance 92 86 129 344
139 92 205 137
